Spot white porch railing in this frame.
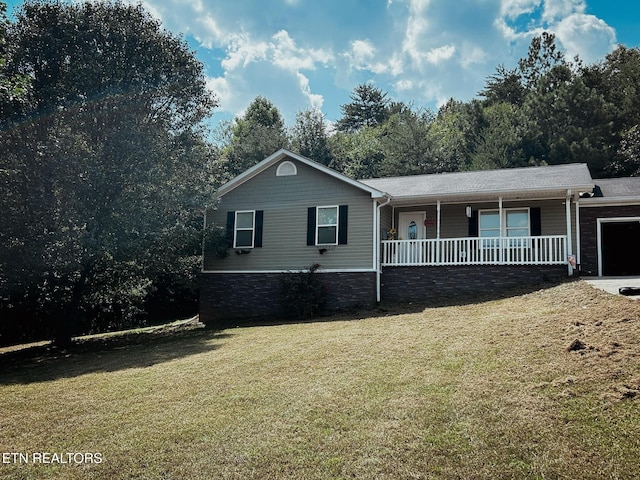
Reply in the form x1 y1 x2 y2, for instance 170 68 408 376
381 235 568 266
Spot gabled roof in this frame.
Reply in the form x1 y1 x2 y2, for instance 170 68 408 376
216 148 387 199
360 163 594 204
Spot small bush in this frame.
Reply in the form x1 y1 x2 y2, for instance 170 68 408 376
203 224 229 259
280 263 327 319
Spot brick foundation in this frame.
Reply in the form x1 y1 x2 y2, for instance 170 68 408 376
380 264 568 303
200 271 377 326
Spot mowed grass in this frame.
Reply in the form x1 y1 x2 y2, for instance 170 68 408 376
1 281 640 479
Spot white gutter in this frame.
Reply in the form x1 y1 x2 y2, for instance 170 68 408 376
376 194 392 303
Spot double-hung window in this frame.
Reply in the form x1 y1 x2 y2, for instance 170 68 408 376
479 208 530 247
307 205 348 246
234 210 256 248
316 206 338 245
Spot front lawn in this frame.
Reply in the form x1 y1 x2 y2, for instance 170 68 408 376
1 281 639 479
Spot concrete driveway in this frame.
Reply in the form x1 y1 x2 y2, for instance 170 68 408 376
582 276 640 299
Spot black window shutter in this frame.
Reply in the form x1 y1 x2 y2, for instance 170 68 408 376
226 211 235 247
338 205 348 245
468 209 478 237
531 207 542 236
307 207 316 245
254 210 264 247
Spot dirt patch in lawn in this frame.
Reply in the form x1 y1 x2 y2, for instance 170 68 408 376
520 280 640 402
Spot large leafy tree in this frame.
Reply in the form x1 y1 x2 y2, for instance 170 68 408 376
378 108 435 176
0 1 29 117
583 45 640 176
329 126 385 179
0 0 217 345
290 108 332 166
222 96 289 177
427 99 479 173
469 101 526 170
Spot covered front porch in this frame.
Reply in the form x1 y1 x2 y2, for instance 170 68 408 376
377 193 579 274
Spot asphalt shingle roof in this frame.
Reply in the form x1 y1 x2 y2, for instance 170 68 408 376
359 163 594 200
593 177 640 198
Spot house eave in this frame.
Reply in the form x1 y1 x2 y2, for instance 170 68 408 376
215 148 388 200
387 186 592 206
579 196 640 207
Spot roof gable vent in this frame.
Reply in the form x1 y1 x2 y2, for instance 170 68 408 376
276 160 297 176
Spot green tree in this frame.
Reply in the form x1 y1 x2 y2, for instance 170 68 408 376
0 1 29 118
521 63 613 174
378 108 435 176
290 108 332 166
518 32 566 90
427 99 479 172
336 83 390 132
469 102 526 170
223 96 289 177
329 126 385 179
0 0 217 345
479 65 525 107
613 125 640 177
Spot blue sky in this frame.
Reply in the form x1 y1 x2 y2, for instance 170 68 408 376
4 0 640 129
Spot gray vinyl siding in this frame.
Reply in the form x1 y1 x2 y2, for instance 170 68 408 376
205 158 375 271
380 205 393 239
394 199 574 240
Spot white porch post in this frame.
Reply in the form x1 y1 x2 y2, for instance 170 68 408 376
566 189 574 275
575 200 581 268
498 196 503 264
436 200 441 263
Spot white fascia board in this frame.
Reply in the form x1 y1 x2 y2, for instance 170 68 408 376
216 148 388 200
388 187 593 206
579 196 640 207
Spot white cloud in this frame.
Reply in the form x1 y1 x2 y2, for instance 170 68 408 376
499 0 542 20
542 0 585 22
130 0 622 126
555 13 616 62
425 45 456 65
296 72 324 110
271 30 333 72
351 39 376 63
461 44 488 68
221 34 270 70
343 40 404 75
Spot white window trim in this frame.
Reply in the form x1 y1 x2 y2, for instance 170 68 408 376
234 210 255 249
316 205 339 246
479 207 531 237
480 208 531 247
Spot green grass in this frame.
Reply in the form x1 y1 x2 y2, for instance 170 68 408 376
1 281 640 479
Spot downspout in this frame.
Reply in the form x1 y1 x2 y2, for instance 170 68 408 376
376 194 392 303
498 196 503 264
436 200 441 264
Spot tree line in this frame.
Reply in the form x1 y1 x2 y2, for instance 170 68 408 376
221 32 640 182
1 1 639 346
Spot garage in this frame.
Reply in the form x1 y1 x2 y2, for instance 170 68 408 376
578 177 640 277
600 220 640 276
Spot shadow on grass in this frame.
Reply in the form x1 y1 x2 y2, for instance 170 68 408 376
0 322 232 385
